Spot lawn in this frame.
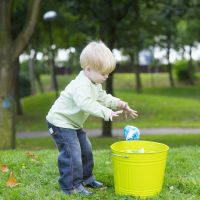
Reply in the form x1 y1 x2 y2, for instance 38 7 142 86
16 134 200 150
0 146 199 200
16 73 200 132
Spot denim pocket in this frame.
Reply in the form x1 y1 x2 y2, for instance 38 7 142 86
48 123 58 136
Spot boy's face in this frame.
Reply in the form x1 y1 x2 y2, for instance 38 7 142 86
86 68 109 84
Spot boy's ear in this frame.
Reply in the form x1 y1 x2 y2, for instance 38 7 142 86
85 66 91 72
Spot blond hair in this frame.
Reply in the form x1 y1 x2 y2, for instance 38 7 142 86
80 41 116 74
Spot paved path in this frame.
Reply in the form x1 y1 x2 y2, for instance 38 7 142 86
17 128 200 138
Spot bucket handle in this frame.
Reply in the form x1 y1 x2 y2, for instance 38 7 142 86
112 153 129 158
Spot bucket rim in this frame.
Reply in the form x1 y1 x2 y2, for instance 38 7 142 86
110 140 169 154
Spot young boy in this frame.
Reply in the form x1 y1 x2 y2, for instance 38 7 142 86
46 41 138 195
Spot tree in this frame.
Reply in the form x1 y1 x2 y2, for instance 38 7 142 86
0 0 41 149
28 0 87 96
152 0 186 87
115 0 143 93
176 1 200 85
117 0 165 92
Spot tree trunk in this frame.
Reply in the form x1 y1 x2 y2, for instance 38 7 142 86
47 23 59 98
0 0 41 149
0 59 16 149
181 46 185 59
102 72 113 137
166 34 175 88
35 73 44 93
49 47 59 98
188 45 194 85
135 48 142 93
102 32 115 137
150 45 156 87
15 58 23 115
134 0 142 93
28 45 37 95
0 1 15 149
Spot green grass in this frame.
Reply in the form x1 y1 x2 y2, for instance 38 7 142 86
0 146 199 199
16 134 200 150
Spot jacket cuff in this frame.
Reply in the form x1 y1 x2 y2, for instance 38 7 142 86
104 109 112 121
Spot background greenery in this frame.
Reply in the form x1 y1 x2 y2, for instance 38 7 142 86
16 72 200 132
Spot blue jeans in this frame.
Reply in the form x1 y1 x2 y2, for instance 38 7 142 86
47 122 95 193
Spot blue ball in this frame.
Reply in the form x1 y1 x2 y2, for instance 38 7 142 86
124 125 140 140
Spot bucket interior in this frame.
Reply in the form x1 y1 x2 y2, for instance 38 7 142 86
111 140 169 154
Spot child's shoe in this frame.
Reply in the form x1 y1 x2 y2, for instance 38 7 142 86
64 185 92 196
77 188 92 195
75 185 92 195
86 180 103 188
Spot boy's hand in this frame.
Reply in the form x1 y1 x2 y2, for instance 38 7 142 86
117 100 138 119
124 106 138 119
109 110 123 121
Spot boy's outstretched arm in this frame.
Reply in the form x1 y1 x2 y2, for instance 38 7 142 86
117 100 138 119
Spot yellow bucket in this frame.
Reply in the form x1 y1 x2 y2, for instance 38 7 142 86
111 140 169 197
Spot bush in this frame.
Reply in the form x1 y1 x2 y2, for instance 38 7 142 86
174 59 196 82
19 74 31 98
